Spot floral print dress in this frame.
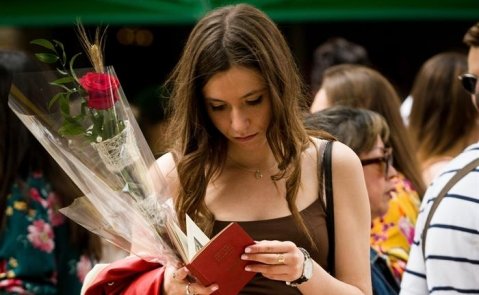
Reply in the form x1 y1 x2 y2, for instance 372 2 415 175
0 172 93 294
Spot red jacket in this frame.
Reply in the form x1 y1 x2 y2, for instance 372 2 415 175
84 256 165 295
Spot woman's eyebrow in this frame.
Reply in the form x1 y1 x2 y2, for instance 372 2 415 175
204 88 266 101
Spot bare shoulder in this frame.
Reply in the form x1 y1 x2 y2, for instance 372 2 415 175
305 138 360 165
329 140 369 209
330 140 362 170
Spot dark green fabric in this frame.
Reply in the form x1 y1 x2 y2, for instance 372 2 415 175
0 172 92 294
1 0 478 27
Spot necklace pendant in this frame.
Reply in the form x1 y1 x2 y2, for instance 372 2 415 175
254 169 263 179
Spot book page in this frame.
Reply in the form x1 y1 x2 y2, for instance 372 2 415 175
166 220 189 263
186 214 210 261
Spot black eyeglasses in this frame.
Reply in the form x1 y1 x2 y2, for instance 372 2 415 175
360 147 393 179
458 73 478 95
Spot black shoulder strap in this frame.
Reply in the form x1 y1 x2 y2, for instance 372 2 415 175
323 141 335 276
421 157 479 255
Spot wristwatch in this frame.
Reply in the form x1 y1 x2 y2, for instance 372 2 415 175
286 247 313 287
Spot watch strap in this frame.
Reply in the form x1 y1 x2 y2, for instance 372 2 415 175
286 247 311 287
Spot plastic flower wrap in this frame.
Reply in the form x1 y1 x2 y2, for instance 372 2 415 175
8 29 178 265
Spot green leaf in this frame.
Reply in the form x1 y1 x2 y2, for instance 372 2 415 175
35 53 59 64
30 39 56 52
59 120 85 136
59 92 71 116
69 53 82 82
72 113 85 121
52 40 67 66
48 92 65 110
49 82 71 92
51 76 75 85
56 68 68 76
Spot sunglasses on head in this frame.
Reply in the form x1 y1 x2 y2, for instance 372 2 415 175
360 147 393 180
458 73 478 95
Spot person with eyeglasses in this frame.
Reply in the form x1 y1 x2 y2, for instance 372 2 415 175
310 64 424 283
304 106 400 295
400 22 479 295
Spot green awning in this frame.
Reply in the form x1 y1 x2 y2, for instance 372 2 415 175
1 0 478 27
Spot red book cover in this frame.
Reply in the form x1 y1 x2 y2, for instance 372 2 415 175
186 222 255 295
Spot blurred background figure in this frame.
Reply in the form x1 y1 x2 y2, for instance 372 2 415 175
408 52 479 185
0 49 125 294
310 64 425 283
305 106 400 294
135 85 171 158
311 37 371 106
309 37 371 107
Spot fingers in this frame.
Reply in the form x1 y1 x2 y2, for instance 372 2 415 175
242 241 305 282
245 240 296 254
166 265 219 295
187 281 219 295
164 265 188 294
172 266 190 281
243 252 290 265
243 241 302 265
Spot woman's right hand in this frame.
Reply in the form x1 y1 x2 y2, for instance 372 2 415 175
163 265 219 295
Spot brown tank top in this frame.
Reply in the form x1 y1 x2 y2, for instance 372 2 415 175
212 198 329 294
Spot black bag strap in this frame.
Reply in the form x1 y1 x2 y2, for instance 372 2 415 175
323 140 335 276
421 157 479 256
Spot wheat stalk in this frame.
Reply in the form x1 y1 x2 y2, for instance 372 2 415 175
76 22 107 73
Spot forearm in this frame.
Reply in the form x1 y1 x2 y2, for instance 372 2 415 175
298 262 371 295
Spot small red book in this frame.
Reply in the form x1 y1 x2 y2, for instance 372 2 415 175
167 216 255 295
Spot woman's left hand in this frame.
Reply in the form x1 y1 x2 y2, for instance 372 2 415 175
163 265 218 295
241 240 305 282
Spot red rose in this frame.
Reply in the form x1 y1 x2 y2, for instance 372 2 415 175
79 72 120 110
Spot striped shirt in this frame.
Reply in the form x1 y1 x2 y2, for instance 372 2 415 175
400 143 479 295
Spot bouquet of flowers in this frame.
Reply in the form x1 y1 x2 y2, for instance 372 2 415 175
8 27 177 265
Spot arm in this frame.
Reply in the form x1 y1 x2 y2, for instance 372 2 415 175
317 141 372 294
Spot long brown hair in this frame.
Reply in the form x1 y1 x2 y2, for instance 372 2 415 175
165 4 321 245
409 52 475 165
321 64 426 197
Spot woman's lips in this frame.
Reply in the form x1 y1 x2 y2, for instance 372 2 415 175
234 133 257 142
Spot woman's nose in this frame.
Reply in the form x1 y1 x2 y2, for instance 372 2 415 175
387 164 398 179
230 108 250 131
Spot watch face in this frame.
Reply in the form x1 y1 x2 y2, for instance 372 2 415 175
304 258 313 279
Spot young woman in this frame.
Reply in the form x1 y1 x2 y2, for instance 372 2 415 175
310 64 425 282
83 4 372 295
305 106 400 294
